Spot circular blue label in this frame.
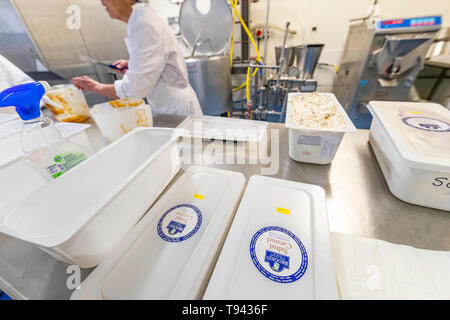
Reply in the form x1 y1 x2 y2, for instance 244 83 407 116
157 204 202 242
402 117 450 132
249 226 308 283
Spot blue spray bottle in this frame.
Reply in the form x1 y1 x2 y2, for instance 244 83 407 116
0 82 90 179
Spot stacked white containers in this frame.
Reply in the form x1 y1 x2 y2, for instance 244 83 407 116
368 101 450 211
204 176 338 300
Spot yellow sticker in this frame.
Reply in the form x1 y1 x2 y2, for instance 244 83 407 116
276 207 290 215
194 194 204 200
409 111 422 114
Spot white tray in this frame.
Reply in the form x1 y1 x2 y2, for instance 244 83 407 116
204 175 338 300
0 113 18 125
0 127 181 267
176 115 268 142
0 122 92 212
71 166 246 299
0 120 91 167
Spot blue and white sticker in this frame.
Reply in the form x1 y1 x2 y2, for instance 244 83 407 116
249 226 308 283
402 117 450 132
157 204 202 242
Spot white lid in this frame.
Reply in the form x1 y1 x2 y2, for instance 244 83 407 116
176 115 268 142
204 175 338 300
0 127 177 248
71 166 246 300
368 101 450 172
285 92 357 133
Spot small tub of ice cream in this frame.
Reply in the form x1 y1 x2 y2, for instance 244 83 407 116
285 92 356 164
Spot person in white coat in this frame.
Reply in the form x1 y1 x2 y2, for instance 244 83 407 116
72 0 202 116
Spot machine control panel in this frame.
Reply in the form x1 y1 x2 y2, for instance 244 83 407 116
377 16 441 30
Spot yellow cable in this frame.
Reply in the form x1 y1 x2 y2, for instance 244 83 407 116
230 0 261 94
246 66 252 119
231 0 261 74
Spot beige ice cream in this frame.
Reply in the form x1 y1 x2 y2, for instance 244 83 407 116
288 93 344 129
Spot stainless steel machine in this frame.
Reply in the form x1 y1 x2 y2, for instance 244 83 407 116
180 0 233 116
335 15 442 129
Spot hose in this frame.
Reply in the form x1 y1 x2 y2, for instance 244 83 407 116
229 0 262 99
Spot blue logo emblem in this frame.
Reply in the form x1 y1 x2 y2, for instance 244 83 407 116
250 226 308 284
157 204 202 243
264 250 290 272
166 220 186 235
402 117 450 132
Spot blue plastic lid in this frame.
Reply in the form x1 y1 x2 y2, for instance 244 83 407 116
0 82 45 121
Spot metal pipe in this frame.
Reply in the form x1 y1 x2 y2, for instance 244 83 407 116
263 0 271 80
232 63 280 69
275 22 290 91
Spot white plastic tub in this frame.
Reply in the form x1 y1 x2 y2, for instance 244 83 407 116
0 121 92 211
0 127 181 268
203 175 338 300
71 166 246 300
91 99 153 141
176 115 268 142
285 93 356 164
368 101 450 211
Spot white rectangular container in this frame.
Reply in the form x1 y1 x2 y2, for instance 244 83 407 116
368 101 450 211
0 127 181 268
0 121 92 211
71 166 246 300
204 175 338 300
0 113 18 124
176 115 268 142
285 92 356 164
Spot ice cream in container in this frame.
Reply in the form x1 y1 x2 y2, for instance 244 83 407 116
285 92 356 164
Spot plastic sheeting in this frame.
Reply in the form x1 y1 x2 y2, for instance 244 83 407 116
331 232 450 300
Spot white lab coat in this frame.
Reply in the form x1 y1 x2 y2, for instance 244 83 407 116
0 55 33 92
114 3 202 116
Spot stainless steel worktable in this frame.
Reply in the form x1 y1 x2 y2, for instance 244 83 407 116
1 114 449 300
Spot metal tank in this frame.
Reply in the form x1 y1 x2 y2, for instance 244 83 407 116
185 55 232 116
180 0 234 116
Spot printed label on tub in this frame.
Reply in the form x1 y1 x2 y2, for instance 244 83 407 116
402 117 450 133
249 226 308 283
157 204 202 242
297 135 322 146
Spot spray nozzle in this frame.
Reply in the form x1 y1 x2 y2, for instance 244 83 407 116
0 82 45 121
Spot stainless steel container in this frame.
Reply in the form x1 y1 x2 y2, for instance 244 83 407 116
275 46 296 75
296 44 324 79
185 55 232 116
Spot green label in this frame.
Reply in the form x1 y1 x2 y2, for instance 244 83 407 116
47 152 88 179
59 152 88 171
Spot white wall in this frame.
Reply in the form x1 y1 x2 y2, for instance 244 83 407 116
149 0 450 90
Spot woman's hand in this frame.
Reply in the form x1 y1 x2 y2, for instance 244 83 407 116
72 76 102 93
72 76 119 99
112 60 129 74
